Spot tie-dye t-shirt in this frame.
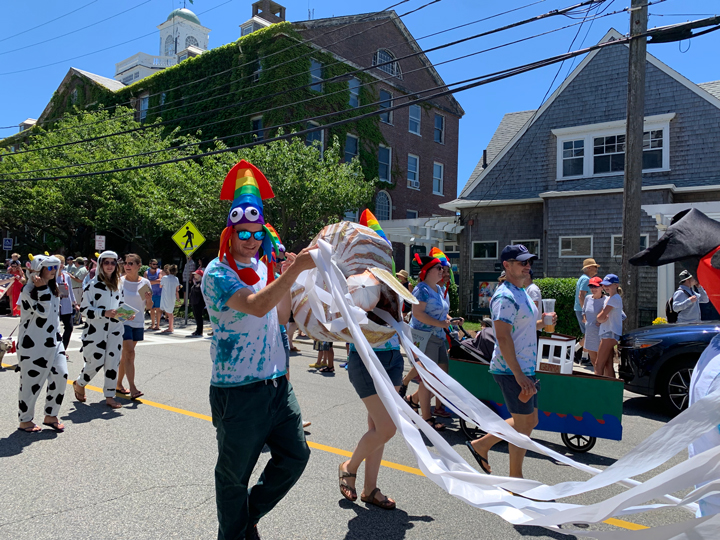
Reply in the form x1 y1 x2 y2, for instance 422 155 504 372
349 333 400 353
488 281 539 376
202 257 286 387
410 281 449 339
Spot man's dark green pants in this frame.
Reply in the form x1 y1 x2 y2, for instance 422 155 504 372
210 376 310 540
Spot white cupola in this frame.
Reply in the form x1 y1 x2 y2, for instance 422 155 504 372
157 8 210 58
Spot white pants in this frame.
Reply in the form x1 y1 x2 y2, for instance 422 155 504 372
18 346 68 423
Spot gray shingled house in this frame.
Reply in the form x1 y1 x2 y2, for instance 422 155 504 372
442 29 720 326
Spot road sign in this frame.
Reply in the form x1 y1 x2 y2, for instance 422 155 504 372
3 238 12 251
172 221 205 256
95 235 106 250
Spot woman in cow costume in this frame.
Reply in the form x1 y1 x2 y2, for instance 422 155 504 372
72 250 125 409
17 254 68 433
631 208 720 516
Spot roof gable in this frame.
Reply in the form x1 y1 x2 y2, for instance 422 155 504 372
459 28 720 199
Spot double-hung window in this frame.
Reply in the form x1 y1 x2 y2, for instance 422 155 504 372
379 90 393 124
432 162 443 195
407 154 419 189
344 134 359 163
348 77 360 108
251 116 264 140
559 236 592 258
310 59 323 92
378 145 391 183
434 114 445 143
409 104 421 135
306 122 323 158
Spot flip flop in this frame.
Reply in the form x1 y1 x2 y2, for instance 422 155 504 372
43 421 65 433
116 387 130 395
18 425 42 433
130 391 144 400
465 441 491 474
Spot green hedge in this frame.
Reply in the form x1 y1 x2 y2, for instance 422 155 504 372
535 277 581 337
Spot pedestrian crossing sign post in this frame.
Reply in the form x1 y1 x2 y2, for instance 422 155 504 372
172 221 205 256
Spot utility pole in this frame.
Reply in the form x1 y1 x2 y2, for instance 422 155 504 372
621 0 648 331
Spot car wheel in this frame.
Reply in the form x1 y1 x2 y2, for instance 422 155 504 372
660 359 695 415
560 433 597 453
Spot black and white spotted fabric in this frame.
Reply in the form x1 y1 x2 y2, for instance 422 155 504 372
75 277 124 398
17 283 68 423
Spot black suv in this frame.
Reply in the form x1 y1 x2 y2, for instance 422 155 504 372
618 322 719 415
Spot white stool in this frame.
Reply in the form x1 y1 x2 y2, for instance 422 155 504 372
537 334 576 374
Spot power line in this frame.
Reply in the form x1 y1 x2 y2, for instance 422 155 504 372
0 0 100 44
0 0 153 57
3 15 621 177
6 0 615 157
4 0 541 135
0 36 638 183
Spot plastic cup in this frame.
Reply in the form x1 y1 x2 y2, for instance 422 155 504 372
542 298 556 333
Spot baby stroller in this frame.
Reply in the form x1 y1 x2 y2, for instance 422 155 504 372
447 321 492 365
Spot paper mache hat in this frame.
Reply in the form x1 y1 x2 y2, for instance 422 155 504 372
27 253 61 273
359 209 396 275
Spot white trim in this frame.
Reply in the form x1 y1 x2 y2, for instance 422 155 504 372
309 58 323 92
348 77 361 108
407 153 419 190
408 104 421 136
472 241 499 260
406 209 419 219
511 239 541 257
673 185 720 193
611 234 648 258
375 190 392 221
378 144 392 183
551 113 676 137
540 184 676 198
440 197 542 211
558 235 593 258
432 162 444 196
555 117 672 180
459 25 720 199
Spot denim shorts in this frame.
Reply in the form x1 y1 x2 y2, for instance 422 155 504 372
313 341 333 351
123 325 144 342
575 310 586 333
348 349 404 399
492 373 538 415
600 331 621 341
152 295 161 308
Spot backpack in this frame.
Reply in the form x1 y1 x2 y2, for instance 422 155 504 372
665 289 690 323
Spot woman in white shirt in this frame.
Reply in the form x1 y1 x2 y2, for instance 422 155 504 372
595 274 623 378
117 253 153 399
581 276 605 369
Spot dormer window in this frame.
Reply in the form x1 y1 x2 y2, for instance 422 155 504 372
373 49 401 79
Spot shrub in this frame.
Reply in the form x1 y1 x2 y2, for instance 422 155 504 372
535 277 581 338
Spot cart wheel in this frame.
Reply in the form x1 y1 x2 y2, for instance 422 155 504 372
459 418 486 441
560 433 597 453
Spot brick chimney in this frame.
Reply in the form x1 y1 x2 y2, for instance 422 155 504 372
252 0 286 23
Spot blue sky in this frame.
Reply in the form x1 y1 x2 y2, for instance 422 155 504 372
1 0 718 195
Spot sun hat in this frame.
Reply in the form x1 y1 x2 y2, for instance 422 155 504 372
600 274 620 286
582 258 600 270
396 269 409 280
678 270 693 282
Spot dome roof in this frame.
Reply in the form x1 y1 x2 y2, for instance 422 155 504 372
166 8 201 25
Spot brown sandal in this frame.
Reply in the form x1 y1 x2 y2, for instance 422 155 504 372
424 416 445 431
361 488 396 510
73 381 87 403
338 461 357 502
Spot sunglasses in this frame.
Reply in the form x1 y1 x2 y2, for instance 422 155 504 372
236 230 266 241
45 265 59 271
508 259 533 267
124 261 137 266
102 260 117 266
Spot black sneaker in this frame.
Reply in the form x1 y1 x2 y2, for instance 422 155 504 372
246 525 261 540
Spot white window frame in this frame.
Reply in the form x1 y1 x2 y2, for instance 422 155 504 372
472 241 499 260
407 153 420 190
432 162 444 195
253 60 263 82
378 144 391 183
375 190 392 221
306 121 324 158
185 35 199 48
310 58 323 92
434 113 445 144
558 235 593 258
251 115 264 140
611 234 649 258
138 94 149 121
511 239 541 257
408 104 421 136
552 113 674 180
373 49 401 79
348 77 360 108
406 209 418 219
379 90 393 124
344 133 359 163
165 34 175 56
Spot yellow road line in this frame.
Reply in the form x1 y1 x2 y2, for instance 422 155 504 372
0 366 647 531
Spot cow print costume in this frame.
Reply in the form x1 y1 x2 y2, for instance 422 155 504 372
17 271 68 424
75 265 124 398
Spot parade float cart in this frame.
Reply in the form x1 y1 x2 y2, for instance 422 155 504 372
449 335 624 453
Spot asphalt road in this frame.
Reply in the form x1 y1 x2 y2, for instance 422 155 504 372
0 315 695 540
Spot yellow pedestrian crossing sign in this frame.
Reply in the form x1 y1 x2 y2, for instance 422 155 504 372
172 221 205 256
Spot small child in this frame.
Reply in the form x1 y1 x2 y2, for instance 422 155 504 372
310 340 334 373
159 265 180 334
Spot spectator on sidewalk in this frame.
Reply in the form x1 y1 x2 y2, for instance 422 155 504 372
595 274 623 378
145 259 163 331
8 259 25 317
672 270 709 324
55 255 79 351
160 265 180 334
575 259 599 347
582 276 605 369
70 258 88 314
187 269 205 337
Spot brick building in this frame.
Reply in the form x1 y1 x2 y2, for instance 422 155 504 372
442 29 720 324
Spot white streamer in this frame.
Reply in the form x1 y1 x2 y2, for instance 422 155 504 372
307 240 720 538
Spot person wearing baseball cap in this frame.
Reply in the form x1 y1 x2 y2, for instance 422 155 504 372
466 244 555 479
575 258 600 345
581 276 605 368
594 274 622 378
672 270 709 324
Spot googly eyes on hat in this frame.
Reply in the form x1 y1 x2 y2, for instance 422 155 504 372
244 207 260 222
229 208 243 224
